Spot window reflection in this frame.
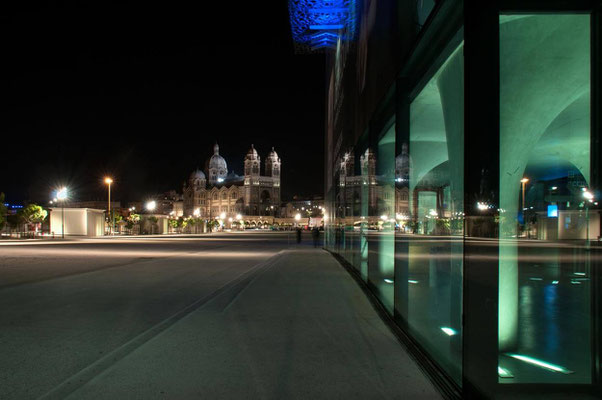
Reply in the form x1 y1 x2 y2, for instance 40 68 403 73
498 14 592 384
404 40 464 384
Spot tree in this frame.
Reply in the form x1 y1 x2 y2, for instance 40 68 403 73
178 217 188 231
19 204 48 225
18 204 48 235
208 219 220 231
126 213 140 233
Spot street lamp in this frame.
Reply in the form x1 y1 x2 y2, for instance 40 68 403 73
104 177 113 235
56 187 68 239
520 178 529 230
146 201 156 212
583 189 595 249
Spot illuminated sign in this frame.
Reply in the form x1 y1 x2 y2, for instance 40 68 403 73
288 0 357 51
547 204 558 217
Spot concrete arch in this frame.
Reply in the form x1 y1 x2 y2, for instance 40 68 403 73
498 14 590 351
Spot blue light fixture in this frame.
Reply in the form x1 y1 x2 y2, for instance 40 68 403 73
288 0 357 52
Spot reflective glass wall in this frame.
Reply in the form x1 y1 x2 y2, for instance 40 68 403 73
498 13 593 384
324 2 601 398
404 40 464 384
367 124 396 313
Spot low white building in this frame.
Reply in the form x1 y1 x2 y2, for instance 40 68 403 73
49 208 105 237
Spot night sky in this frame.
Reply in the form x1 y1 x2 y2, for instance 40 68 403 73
1 2 325 205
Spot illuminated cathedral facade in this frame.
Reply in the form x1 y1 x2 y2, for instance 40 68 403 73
183 143 281 218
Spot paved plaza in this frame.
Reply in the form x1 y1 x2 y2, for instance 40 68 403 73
0 232 440 399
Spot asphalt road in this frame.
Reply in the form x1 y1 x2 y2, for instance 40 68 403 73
0 232 441 400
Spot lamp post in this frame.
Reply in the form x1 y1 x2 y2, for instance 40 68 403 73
520 178 529 232
146 201 156 235
104 177 113 235
583 189 594 250
56 187 68 239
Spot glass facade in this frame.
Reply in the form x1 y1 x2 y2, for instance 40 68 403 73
322 2 601 398
405 41 464 384
498 13 593 384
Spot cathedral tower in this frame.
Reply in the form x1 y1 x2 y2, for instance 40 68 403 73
244 144 261 177
264 147 281 180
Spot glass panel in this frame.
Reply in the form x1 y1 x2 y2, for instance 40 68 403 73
367 124 396 313
404 41 464 384
498 14 592 384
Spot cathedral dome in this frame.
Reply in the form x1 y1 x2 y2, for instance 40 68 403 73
190 169 205 180
266 147 279 161
245 144 259 160
208 143 228 171
207 143 228 184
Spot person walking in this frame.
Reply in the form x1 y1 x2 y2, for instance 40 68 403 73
296 227 302 244
311 226 320 248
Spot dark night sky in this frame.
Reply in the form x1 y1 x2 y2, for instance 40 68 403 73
1 2 325 205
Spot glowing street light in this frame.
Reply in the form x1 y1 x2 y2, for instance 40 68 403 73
56 187 68 201
146 201 156 212
583 189 595 248
477 202 488 211
55 187 68 239
104 177 113 235
583 190 594 201
520 177 529 224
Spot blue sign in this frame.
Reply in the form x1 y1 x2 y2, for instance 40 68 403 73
547 205 558 217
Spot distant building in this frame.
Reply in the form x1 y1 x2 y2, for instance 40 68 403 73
49 208 105 236
145 190 183 216
282 197 324 218
183 143 281 218
66 200 120 210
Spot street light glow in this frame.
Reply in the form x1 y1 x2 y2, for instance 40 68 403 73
104 177 113 185
294 213 301 221
146 201 156 211
56 187 68 201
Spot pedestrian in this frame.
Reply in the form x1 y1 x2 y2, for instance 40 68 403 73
296 227 302 244
311 226 320 248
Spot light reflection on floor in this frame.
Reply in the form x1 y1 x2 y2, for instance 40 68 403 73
332 231 599 384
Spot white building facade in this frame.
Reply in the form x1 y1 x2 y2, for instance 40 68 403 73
183 143 281 218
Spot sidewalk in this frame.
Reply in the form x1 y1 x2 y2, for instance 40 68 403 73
53 249 442 399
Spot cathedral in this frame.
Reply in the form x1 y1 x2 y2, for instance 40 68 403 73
183 143 281 218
